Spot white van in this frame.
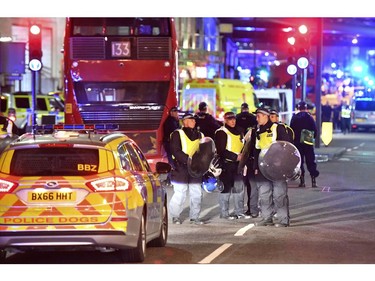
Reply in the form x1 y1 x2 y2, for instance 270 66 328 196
254 89 294 124
351 96 375 131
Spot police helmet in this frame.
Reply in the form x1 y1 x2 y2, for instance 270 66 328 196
297 101 307 110
202 172 224 193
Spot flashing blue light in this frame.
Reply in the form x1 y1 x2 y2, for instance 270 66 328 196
259 70 269 82
351 60 368 76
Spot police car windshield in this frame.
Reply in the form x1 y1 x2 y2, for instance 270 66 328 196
9 148 100 176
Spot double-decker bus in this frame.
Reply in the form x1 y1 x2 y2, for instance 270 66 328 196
63 17 178 169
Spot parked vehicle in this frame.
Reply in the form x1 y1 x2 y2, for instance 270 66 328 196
181 78 258 120
0 124 171 263
351 96 375 131
254 88 294 124
0 92 64 134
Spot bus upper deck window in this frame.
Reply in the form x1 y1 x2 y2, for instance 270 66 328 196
107 26 130 36
73 26 103 36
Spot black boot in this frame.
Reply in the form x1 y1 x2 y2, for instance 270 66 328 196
312 177 317 188
299 176 305 187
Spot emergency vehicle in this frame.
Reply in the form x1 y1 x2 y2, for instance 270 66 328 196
181 78 258 120
0 92 65 134
0 124 170 263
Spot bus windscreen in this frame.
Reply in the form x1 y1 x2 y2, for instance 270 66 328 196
74 82 169 104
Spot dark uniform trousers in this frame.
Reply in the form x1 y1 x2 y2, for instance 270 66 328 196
294 142 319 178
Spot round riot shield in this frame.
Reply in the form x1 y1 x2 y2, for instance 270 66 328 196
187 137 216 178
258 141 301 181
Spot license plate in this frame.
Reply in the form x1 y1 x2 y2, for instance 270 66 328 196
27 191 77 202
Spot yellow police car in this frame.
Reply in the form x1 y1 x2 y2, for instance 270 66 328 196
0 124 171 263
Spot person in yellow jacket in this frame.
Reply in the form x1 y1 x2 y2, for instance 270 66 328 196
340 101 351 134
169 113 205 225
214 112 250 220
249 107 293 227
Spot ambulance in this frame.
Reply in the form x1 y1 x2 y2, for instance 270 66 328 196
181 78 259 120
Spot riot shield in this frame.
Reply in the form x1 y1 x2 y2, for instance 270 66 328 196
258 141 301 181
238 128 252 173
187 137 216 178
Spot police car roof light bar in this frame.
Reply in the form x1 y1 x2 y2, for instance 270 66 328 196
33 124 120 132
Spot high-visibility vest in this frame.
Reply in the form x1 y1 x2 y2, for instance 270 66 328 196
216 126 244 155
174 129 203 157
341 107 351 118
255 123 278 149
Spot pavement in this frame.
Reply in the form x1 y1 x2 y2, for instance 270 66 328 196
314 130 347 162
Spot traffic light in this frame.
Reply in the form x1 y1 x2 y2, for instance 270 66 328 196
286 24 310 75
28 24 42 71
295 25 310 69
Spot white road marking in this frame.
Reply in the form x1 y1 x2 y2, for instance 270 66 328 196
199 203 219 218
198 243 232 264
234 223 254 236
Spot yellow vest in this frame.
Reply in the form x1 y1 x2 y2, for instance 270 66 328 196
217 127 244 155
175 129 202 157
341 107 351 118
255 123 278 149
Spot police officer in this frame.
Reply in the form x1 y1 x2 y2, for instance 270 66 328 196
340 101 351 134
162 106 180 167
249 107 292 227
215 112 250 220
290 101 319 188
0 110 18 137
236 102 258 217
236 102 257 134
169 113 205 225
194 101 221 139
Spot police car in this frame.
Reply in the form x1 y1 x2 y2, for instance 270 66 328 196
0 124 171 263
